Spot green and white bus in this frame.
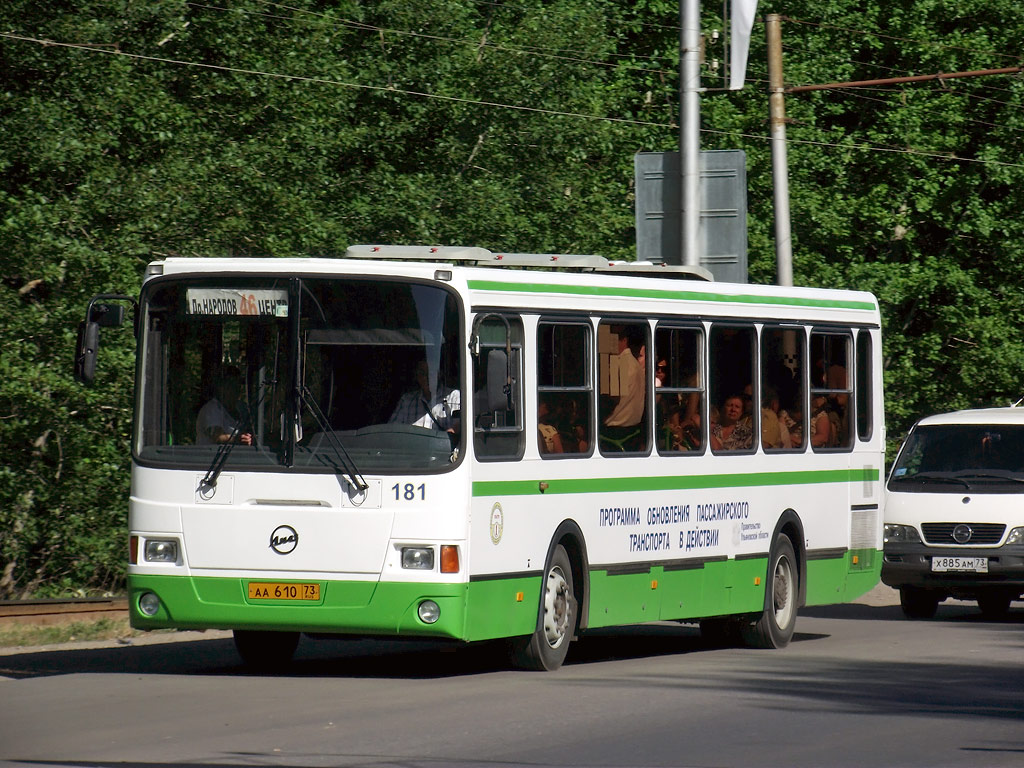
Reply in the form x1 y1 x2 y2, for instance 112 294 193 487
76 245 884 670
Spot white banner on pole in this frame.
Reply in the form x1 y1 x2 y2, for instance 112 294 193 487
729 0 759 90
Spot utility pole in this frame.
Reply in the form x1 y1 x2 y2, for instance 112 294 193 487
679 0 701 267
766 14 792 287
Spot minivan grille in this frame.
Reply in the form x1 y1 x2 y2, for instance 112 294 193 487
921 522 1006 545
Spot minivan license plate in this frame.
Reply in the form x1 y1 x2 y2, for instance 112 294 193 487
931 556 988 573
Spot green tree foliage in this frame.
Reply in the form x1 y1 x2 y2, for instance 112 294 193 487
1 0 1022 596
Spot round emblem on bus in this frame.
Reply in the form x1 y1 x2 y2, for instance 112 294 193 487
952 524 973 544
489 503 504 545
269 525 299 555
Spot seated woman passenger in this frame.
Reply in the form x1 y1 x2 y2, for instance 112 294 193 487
711 394 753 451
538 400 564 454
810 393 836 448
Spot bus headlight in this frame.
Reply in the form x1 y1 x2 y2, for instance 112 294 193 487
883 524 921 544
144 539 179 563
401 547 435 570
139 592 161 616
418 600 440 624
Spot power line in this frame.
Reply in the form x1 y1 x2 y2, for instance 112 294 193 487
0 31 671 128
830 88 1024 136
3 31 1022 171
219 1 678 73
783 16 1024 66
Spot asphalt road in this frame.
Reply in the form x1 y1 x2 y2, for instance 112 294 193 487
2 585 1022 768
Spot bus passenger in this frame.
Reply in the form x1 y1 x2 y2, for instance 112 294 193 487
537 400 564 454
604 332 644 429
711 394 752 451
810 393 837 448
759 385 785 450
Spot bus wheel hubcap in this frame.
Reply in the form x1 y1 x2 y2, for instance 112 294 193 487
773 556 794 628
543 567 570 648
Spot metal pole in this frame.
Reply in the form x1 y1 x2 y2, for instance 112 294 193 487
766 14 793 287
680 0 701 267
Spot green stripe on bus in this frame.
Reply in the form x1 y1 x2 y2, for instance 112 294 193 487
466 279 878 312
473 467 879 497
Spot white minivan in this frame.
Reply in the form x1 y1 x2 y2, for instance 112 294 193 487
883 407 1024 619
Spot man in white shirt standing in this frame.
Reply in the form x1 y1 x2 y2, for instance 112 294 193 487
605 333 645 429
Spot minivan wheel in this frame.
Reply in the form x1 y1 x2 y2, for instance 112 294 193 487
899 587 940 619
976 591 1014 619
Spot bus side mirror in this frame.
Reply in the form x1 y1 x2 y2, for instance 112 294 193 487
75 321 100 384
93 303 126 328
74 295 137 385
486 349 512 412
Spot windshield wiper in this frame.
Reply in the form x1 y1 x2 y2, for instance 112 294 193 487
953 471 1024 483
300 384 368 493
897 471 971 488
198 391 267 494
199 419 247 494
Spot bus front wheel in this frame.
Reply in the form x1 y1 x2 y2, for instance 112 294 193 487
510 544 577 671
233 629 300 671
742 533 798 649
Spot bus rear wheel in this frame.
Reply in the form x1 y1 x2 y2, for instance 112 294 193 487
510 544 576 671
742 533 798 649
233 629 300 671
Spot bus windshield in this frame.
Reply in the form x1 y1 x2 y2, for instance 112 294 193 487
888 423 1024 492
135 275 463 473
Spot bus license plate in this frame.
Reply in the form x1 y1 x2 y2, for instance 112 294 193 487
931 557 988 573
248 582 321 600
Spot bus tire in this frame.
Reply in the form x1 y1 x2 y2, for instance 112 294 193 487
233 629 300 670
742 533 798 649
510 544 576 671
899 587 939 619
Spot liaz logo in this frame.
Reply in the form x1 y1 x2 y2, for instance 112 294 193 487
269 525 299 555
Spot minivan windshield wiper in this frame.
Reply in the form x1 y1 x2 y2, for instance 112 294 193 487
894 471 970 488
952 470 1024 483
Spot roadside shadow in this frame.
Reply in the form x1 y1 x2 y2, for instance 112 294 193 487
801 602 908 621
0 620 832 680
803 601 1024 624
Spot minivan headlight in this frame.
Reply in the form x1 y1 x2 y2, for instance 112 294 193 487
1006 527 1024 546
884 524 921 544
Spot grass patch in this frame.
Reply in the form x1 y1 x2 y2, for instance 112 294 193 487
0 617 144 648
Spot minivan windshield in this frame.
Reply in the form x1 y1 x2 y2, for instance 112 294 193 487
888 423 1024 493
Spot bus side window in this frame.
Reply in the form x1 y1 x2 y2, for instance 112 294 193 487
598 321 649 455
856 331 873 441
761 327 806 452
709 325 756 453
810 331 853 451
473 315 525 461
537 321 592 457
655 325 704 454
